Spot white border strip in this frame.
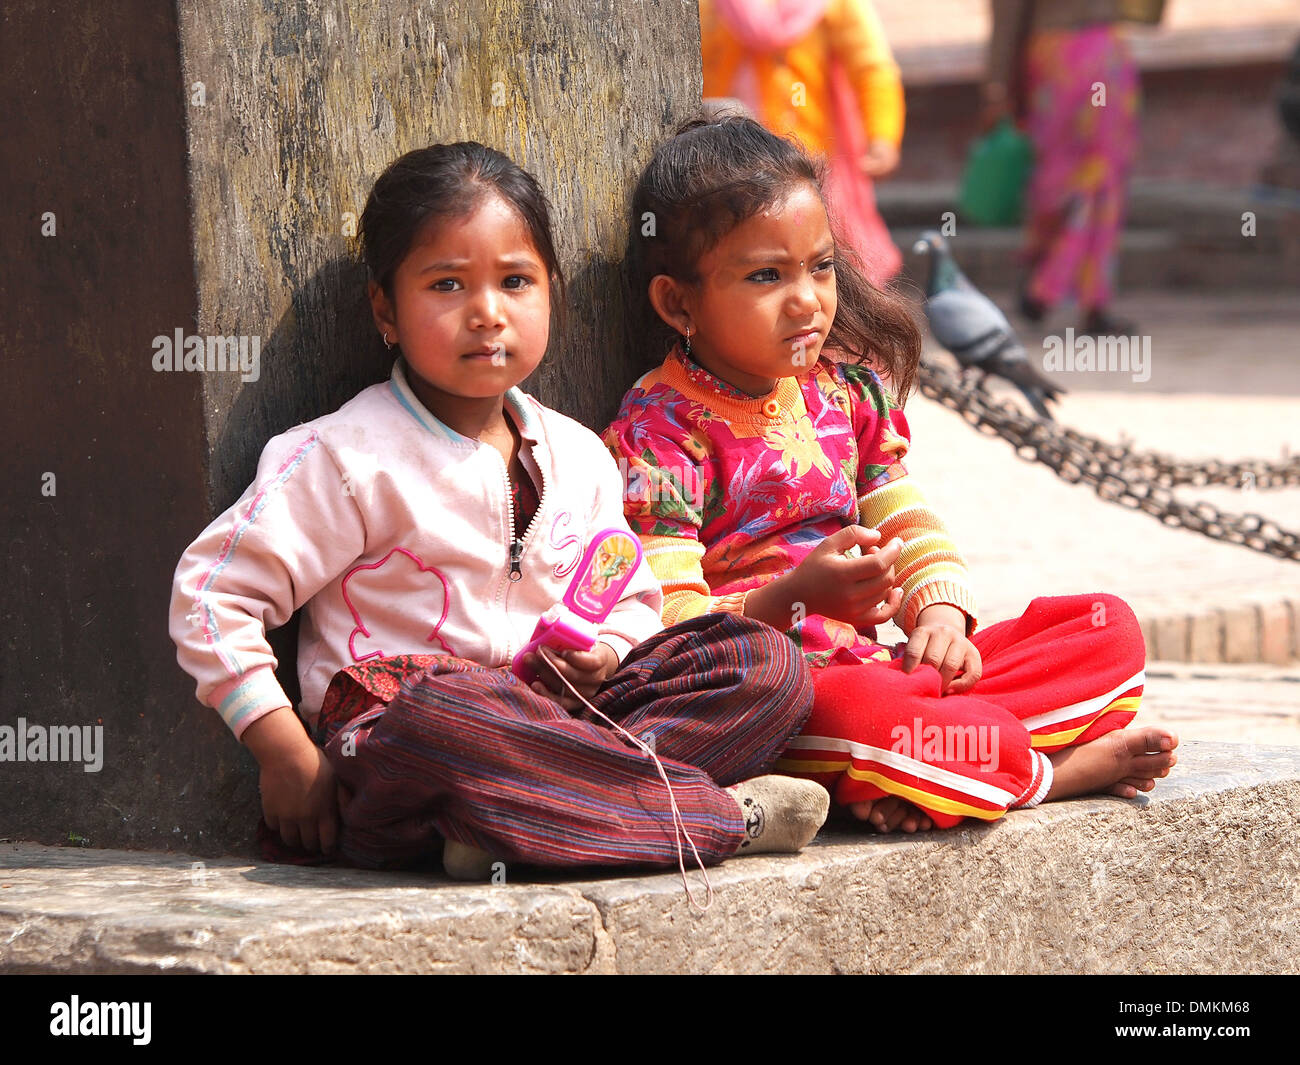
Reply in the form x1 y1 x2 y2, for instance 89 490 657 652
1020 668 1146 732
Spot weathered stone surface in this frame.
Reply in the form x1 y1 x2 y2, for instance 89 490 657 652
0 849 615 974
4 742 1297 974
574 742 1300 974
2 0 261 861
178 0 705 512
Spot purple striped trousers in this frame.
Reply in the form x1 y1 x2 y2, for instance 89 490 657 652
317 613 814 871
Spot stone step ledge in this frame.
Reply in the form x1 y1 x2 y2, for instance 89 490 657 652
890 227 1298 292
1 741 1296 974
1141 599 1300 665
895 23 1296 87
879 180 1300 232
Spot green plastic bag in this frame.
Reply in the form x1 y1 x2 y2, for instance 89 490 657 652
958 118 1034 227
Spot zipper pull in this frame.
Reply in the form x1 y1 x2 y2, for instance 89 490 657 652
509 538 523 582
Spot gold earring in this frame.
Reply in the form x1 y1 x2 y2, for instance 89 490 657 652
683 325 692 357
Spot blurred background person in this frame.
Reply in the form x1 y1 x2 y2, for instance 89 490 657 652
983 0 1167 337
701 0 907 286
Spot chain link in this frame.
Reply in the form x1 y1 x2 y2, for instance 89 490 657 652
916 359 1300 561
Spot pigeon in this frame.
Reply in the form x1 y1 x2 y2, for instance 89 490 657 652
912 229 1064 421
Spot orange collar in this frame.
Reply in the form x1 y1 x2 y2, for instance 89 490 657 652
661 347 803 424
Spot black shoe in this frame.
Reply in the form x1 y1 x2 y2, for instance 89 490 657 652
1080 307 1137 337
1019 288 1047 323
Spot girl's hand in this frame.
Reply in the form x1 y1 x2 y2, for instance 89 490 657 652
903 604 981 694
859 139 900 179
524 642 620 712
243 706 341 854
750 525 903 632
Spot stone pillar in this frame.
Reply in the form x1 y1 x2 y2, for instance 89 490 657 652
1 0 702 853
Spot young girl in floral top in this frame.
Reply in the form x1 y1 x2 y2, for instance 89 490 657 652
605 117 1178 832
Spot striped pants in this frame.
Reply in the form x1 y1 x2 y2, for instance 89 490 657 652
775 594 1145 827
313 613 814 870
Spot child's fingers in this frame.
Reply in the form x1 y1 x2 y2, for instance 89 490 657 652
906 630 959 684
278 820 302 851
298 818 320 853
559 647 606 672
543 649 610 690
946 671 977 695
825 524 883 554
900 630 930 673
319 810 338 856
936 643 967 693
537 654 585 690
532 655 603 706
948 646 983 693
849 573 897 606
857 587 903 627
844 539 902 580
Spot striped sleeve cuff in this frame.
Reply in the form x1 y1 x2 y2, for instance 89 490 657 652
859 477 979 635
662 589 750 627
210 665 293 740
901 578 981 636
641 533 737 627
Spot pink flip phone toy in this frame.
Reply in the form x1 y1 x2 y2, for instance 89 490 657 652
511 528 643 685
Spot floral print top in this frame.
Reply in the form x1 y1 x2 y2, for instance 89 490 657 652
603 347 978 667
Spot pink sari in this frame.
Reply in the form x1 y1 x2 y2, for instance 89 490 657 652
1021 24 1139 311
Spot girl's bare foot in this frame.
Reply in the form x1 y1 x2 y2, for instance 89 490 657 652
848 796 934 833
1045 726 1179 802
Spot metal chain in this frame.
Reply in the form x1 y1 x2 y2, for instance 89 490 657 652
1056 425 1300 490
915 359 1300 561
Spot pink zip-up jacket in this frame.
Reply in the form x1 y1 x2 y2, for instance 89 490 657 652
170 359 664 739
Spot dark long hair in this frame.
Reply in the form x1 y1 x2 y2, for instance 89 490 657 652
626 116 920 401
360 142 566 327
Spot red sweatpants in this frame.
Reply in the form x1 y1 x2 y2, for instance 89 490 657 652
774 593 1145 828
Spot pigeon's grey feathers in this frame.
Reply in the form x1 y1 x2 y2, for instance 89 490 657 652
913 229 1065 421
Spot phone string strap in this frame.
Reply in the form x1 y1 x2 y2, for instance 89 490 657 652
536 646 714 913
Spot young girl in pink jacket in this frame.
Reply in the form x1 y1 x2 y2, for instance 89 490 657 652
170 143 828 880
